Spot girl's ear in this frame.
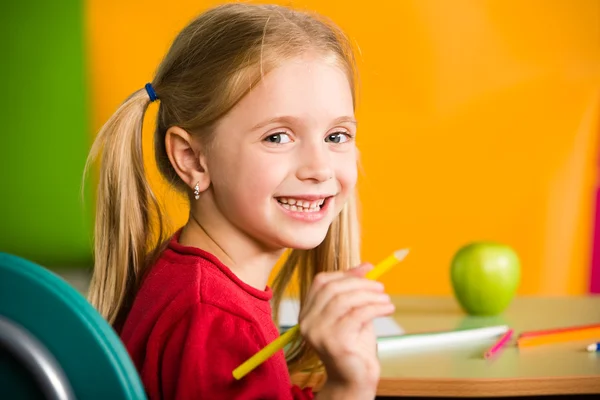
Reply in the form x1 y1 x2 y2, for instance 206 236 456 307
165 126 210 193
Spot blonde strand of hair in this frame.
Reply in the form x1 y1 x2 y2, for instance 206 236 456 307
84 89 166 326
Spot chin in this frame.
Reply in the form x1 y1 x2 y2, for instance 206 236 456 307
278 230 329 251
287 241 324 251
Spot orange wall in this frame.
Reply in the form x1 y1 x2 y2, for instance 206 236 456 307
88 0 600 296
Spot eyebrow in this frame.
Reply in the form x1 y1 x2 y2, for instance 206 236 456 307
251 115 357 131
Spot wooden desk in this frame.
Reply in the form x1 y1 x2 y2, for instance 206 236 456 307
292 296 600 397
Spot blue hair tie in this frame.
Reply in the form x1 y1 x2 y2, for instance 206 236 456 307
145 83 158 102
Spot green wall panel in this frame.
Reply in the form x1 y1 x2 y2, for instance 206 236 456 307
0 0 92 267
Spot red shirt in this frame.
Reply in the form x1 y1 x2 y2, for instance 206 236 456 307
120 232 313 399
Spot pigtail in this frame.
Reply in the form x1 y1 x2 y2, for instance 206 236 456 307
271 193 361 374
84 88 167 326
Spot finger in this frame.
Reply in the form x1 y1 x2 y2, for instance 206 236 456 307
302 290 391 339
345 262 374 278
303 263 375 314
302 276 385 322
302 270 380 319
337 303 396 333
317 291 392 325
302 271 348 317
319 316 379 359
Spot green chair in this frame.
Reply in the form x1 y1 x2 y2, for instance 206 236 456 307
0 252 147 399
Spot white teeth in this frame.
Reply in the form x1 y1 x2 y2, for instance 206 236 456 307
278 197 327 205
278 197 325 213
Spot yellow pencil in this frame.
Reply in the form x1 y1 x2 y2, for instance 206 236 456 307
232 249 410 380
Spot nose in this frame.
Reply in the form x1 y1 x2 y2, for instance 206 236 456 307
295 141 333 183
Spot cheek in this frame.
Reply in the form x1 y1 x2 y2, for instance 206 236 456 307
211 150 285 201
335 152 358 193
239 153 285 191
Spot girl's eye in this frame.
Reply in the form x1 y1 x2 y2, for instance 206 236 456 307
325 132 352 144
264 132 292 144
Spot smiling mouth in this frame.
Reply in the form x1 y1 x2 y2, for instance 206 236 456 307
275 197 329 212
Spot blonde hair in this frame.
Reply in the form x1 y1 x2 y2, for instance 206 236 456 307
85 3 361 374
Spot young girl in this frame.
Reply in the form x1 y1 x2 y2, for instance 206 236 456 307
86 3 395 399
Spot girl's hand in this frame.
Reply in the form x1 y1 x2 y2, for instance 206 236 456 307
299 264 395 399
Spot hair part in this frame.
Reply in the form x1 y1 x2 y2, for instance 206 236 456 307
85 2 360 375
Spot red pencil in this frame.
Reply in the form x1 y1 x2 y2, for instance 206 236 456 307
518 323 600 338
484 328 514 359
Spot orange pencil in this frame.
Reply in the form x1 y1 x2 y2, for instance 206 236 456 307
519 323 600 339
517 326 600 348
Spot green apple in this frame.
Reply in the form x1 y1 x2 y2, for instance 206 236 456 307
450 242 520 316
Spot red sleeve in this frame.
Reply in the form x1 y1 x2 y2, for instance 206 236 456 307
158 303 313 400
291 385 314 399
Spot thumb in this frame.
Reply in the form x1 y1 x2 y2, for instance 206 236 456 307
346 262 374 278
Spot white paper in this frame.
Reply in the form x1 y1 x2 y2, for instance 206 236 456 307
376 325 509 353
278 298 404 337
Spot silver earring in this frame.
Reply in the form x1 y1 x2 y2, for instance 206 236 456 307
193 182 200 200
